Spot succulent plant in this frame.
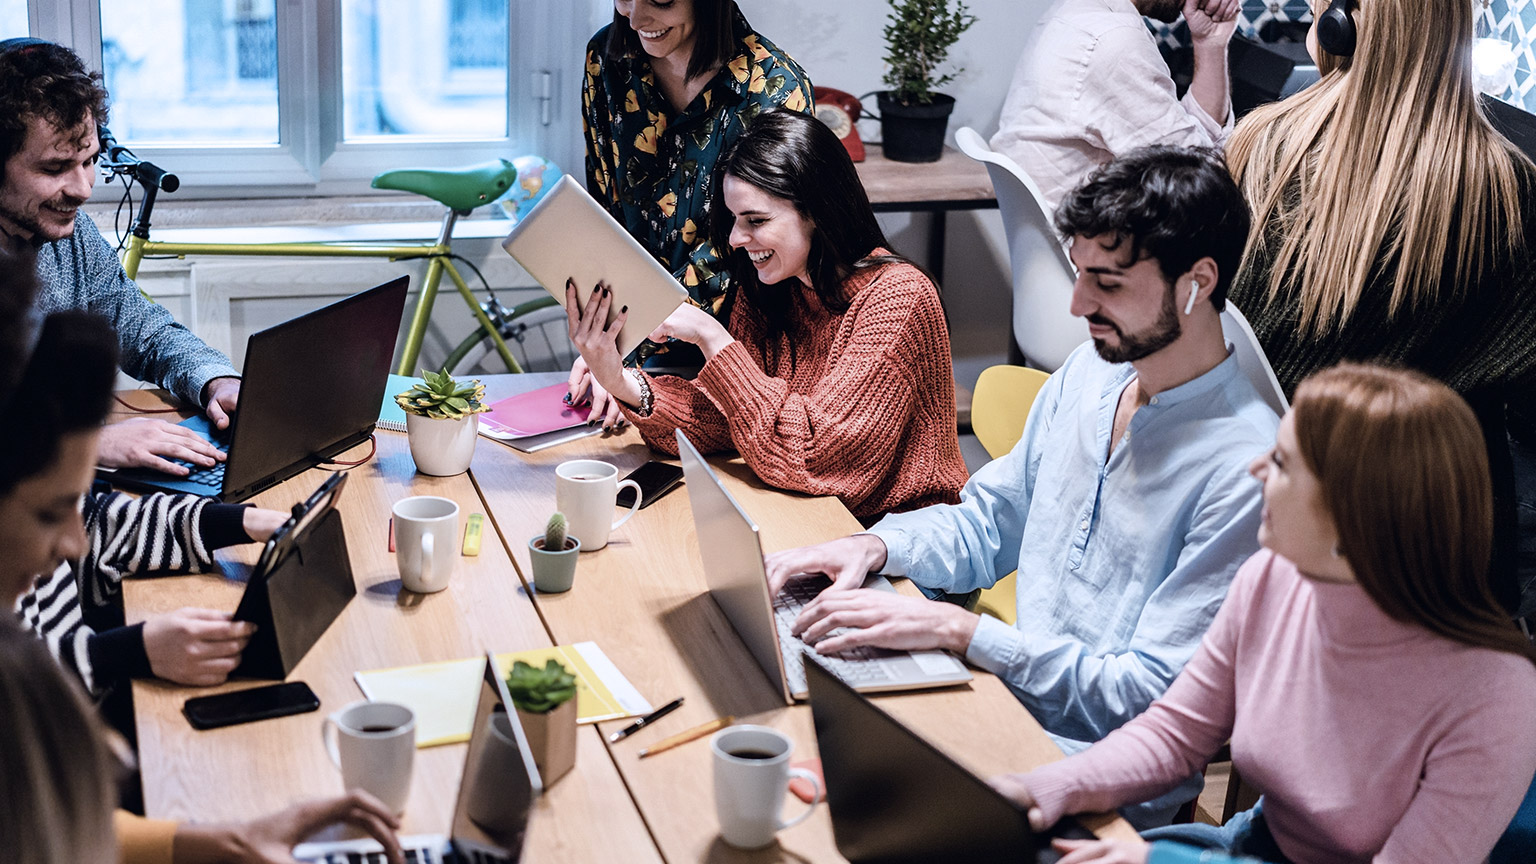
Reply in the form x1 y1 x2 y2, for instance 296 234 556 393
505 659 578 714
395 369 491 420
544 512 569 551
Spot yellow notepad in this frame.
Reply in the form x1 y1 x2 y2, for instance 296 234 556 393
354 642 652 748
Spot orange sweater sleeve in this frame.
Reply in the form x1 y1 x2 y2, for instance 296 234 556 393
115 810 178 864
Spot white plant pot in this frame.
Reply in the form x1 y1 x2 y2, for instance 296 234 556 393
405 413 478 476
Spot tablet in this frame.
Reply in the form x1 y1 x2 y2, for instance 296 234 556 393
501 174 689 358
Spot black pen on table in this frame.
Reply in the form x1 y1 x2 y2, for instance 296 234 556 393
609 697 685 743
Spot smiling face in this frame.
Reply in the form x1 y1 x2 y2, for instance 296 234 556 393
615 0 698 64
0 429 98 606
0 113 98 242
1068 233 1184 363
1249 413 1350 580
723 173 815 288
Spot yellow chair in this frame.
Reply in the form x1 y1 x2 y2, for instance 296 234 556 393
969 365 1051 626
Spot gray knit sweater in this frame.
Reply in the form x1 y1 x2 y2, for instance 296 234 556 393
34 212 238 406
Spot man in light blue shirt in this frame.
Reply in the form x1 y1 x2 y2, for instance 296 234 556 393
768 146 1279 827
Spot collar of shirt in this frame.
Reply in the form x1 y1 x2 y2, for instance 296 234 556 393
612 8 754 127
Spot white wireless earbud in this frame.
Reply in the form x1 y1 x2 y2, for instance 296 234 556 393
1184 280 1201 315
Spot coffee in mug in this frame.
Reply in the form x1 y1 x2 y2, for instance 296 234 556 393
554 460 641 551
322 701 416 814
711 725 822 849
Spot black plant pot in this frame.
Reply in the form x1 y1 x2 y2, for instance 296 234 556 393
877 92 956 163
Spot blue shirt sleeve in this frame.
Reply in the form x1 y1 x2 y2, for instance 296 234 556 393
1148 841 1268 864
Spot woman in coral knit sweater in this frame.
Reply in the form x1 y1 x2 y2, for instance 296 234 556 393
991 364 1536 864
566 108 967 520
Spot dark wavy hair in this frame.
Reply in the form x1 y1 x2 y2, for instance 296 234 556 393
606 0 738 82
0 40 108 183
0 310 118 497
0 248 41 409
1053 145 1250 310
709 109 922 367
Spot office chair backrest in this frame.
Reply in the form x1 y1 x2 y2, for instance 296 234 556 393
971 364 1051 460
1220 300 1289 418
955 126 1082 372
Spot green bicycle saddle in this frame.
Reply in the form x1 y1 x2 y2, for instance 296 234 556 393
371 159 518 212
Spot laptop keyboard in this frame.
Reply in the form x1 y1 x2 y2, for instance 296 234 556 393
293 835 512 864
170 436 230 491
774 576 900 694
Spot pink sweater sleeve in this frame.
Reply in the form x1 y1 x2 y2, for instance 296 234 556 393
1372 659 1536 864
1023 554 1261 824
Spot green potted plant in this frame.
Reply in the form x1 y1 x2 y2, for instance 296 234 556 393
505 658 579 784
395 369 490 476
527 512 581 593
876 0 977 163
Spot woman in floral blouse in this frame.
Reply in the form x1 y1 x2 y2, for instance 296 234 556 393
579 0 814 425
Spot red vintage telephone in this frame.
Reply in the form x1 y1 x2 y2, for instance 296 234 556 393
813 87 866 162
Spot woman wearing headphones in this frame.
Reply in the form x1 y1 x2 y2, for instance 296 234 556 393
1223 0 1536 613
992 364 1536 864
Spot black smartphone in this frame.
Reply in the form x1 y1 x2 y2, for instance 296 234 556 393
183 681 320 730
616 461 685 509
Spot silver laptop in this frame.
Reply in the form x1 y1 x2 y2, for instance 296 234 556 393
676 430 972 702
501 175 688 358
293 653 542 864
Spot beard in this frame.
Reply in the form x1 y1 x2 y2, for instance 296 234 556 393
0 193 83 242
1136 0 1184 23
1089 285 1183 363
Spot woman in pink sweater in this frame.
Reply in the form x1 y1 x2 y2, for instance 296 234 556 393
566 109 967 520
992 363 1536 864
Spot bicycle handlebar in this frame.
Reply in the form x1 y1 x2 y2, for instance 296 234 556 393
98 126 179 193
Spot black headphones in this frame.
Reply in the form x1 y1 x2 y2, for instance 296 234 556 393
1316 0 1357 57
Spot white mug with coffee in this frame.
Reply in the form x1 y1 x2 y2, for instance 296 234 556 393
321 701 416 814
711 725 822 849
392 496 459 593
555 460 641 551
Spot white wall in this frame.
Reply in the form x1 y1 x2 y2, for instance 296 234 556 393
752 0 1021 371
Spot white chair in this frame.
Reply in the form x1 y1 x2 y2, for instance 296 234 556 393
955 126 1082 372
1220 300 1289 417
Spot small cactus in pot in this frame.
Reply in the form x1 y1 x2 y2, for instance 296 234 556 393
528 511 581 593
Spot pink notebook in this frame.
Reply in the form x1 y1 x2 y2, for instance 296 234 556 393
479 383 592 440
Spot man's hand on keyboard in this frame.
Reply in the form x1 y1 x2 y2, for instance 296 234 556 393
97 417 226 474
203 376 242 430
173 790 403 864
764 533 889 596
791 589 979 656
143 608 255 686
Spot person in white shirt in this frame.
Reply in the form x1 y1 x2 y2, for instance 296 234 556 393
992 0 1240 213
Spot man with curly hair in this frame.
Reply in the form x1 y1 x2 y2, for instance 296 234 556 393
0 38 240 478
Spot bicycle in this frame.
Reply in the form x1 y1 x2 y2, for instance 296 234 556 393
101 130 564 377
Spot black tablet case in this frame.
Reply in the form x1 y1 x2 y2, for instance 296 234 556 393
232 507 356 679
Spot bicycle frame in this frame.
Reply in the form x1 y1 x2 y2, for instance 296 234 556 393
119 193 522 375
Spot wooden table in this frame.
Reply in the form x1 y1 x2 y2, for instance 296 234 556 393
123 377 1135 861
855 143 997 282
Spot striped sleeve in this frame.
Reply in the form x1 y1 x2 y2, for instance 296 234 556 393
82 489 217 608
15 565 99 693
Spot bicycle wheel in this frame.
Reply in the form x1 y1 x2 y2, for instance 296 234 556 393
446 297 576 376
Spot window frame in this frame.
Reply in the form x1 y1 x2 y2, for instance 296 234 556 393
23 0 594 198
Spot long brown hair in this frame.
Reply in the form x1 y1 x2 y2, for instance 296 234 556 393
1291 364 1532 662
0 621 119 862
1225 0 1531 336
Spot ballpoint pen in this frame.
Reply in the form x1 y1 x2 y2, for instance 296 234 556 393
609 696 685 743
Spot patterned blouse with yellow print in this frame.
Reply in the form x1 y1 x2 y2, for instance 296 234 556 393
582 7 813 334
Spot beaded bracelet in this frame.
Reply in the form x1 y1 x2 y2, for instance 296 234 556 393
626 368 654 418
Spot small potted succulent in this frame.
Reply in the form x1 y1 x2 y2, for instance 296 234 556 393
396 369 490 476
527 512 581 593
876 0 976 162
506 658 578 784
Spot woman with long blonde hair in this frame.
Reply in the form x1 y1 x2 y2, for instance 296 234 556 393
1223 0 1536 611
992 364 1536 864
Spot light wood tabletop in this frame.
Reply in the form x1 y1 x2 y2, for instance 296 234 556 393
857 143 997 210
120 376 1136 862
119 389 658 862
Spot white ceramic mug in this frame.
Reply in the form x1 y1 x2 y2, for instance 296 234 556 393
321 701 416 814
392 496 459 593
710 725 822 850
555 460 641 552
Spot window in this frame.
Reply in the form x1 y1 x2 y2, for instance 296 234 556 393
15 0 611 195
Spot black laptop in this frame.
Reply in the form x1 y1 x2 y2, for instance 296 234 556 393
806 657 1096 863
105 276 410 502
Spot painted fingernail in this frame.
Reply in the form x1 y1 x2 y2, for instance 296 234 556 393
621 305 628 313
562 392 572 404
